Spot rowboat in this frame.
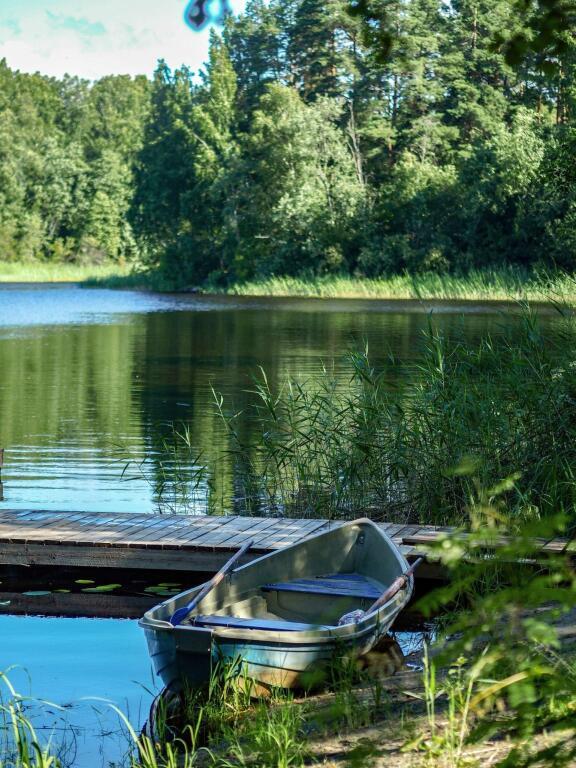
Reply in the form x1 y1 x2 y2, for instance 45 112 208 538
140 518 415 691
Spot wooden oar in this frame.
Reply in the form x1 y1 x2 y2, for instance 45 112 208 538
338 557 424 626
170 539 254 627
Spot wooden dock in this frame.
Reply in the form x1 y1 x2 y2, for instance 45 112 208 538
0 509 444 577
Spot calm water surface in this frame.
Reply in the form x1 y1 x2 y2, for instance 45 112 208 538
0 284 558 766
0 284 539 513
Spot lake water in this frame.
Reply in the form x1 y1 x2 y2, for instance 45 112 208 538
0 283 557 766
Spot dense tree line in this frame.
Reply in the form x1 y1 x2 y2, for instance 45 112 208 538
3 0 576 283
0 60 150 264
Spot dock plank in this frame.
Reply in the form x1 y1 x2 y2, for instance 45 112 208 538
209 517 284 549
151 517 230 544
0 509 475 577
382 523 409 541
253 519 330 550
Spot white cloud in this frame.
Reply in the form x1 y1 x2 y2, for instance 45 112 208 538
0 0 242 80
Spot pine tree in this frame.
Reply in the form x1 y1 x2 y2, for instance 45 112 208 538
181 32 240 281
224 0 284 120
288 0 359 100
435 0 520 148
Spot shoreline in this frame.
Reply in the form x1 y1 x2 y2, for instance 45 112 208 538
0 280 563 314
1 263 575 305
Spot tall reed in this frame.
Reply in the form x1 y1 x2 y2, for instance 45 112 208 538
0 261 131 284
216 307 576 526
120 423 211 515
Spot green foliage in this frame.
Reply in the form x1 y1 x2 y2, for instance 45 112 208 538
215 267 576 300
413 475 576 766
404 649 478 767
216 308 576 525
131 40 240 284
289 0 358 101
215 696 309 768
0 261 130 282
126 0 576 286
0 59 149 265
125 659 310 768
238 86 364 276
5 0 576 283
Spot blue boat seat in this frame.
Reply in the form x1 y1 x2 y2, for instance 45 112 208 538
262 573 381 600
192 615 326 632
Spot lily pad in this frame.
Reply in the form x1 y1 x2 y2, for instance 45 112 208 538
54 589 71 593
23 591 51 597
82 584 122 593
158 583 181 588
75 579 95 585
145 586 180 596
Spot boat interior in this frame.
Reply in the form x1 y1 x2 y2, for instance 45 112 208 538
167 521 407 632
189 571 386 631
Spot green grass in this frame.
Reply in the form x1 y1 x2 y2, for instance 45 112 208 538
0 261 134 284
215 268 576 302
7 260 576 304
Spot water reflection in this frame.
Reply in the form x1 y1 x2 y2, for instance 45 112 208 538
0 286 555 514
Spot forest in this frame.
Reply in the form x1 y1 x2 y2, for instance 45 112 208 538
2 0 576 287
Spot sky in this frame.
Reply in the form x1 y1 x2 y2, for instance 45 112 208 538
0 0 245 80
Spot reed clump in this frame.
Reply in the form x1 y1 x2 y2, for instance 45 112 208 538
217 307 576 526
126 651 400 768
215 267 576 303
87 264 576 302
120 423 211 515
